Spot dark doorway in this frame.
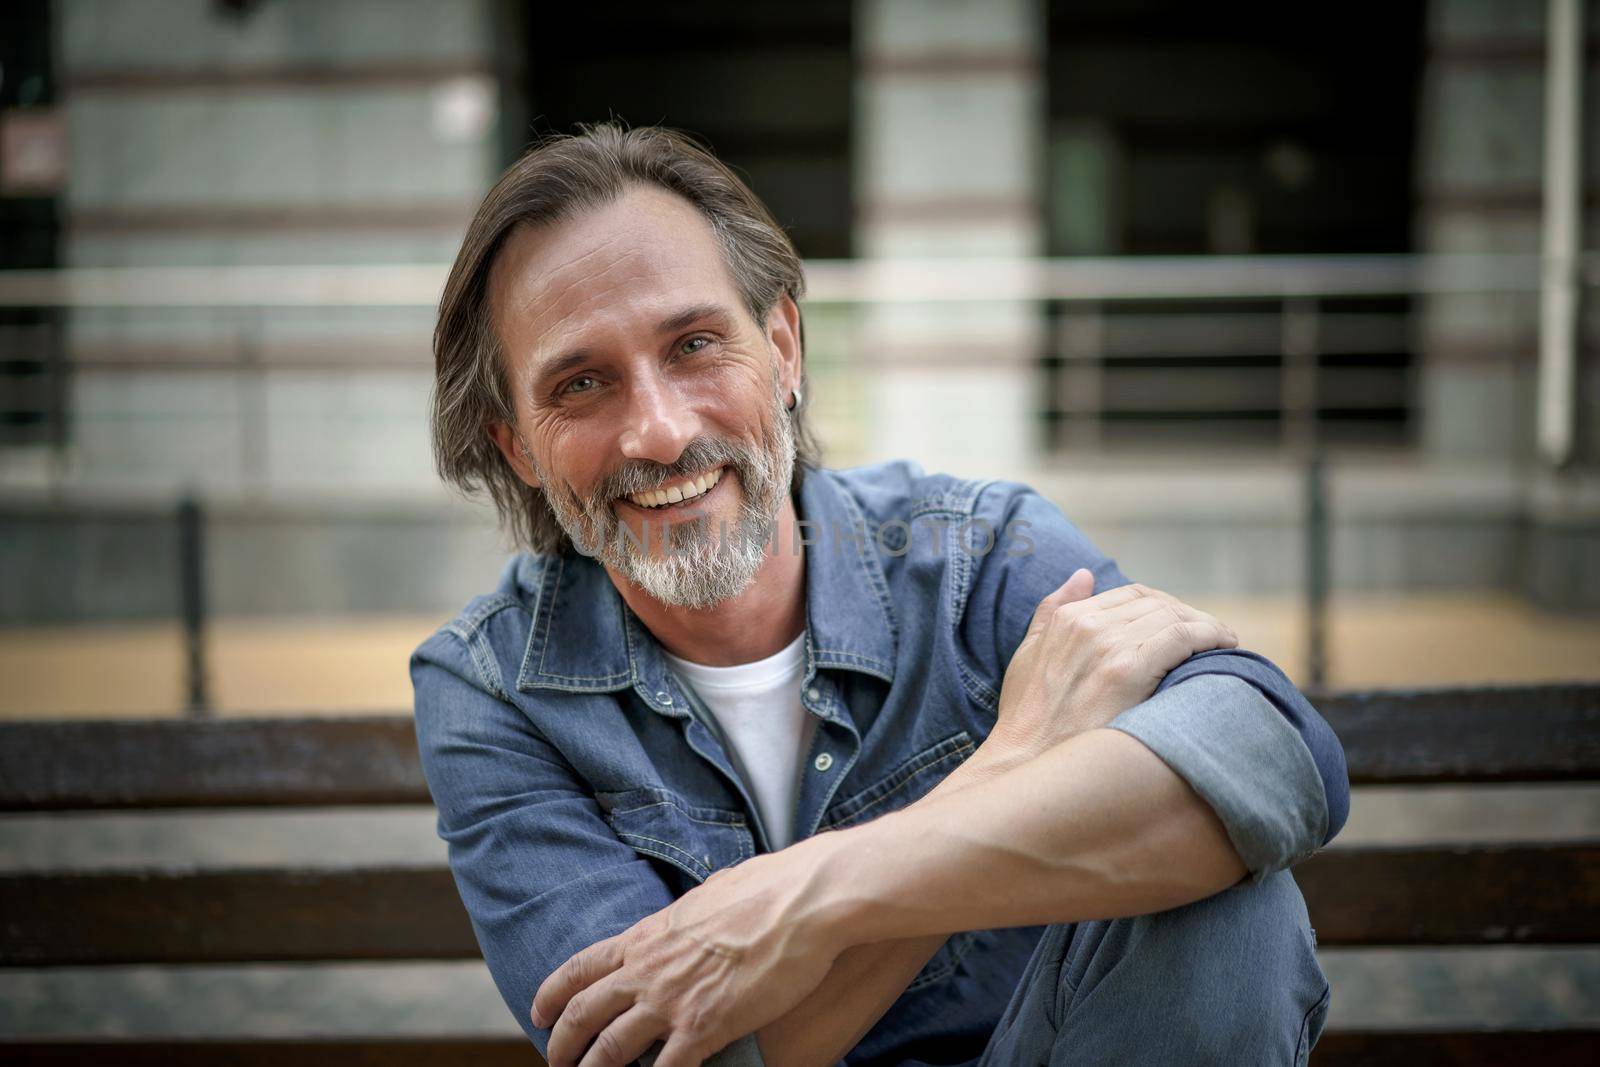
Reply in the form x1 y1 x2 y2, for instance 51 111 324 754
1042 1 1427 451
1045 0 1425 257
512 1 855 259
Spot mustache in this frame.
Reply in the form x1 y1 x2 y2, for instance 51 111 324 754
585 435 759 509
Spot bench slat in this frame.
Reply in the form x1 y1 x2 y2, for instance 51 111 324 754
3 1030 1599 1066
1295 844 1600 946
1312 1029 1600 1065
0 1038 542 1065
0 866 477 965
0 717 429 811
1312 682 1600 784
4 845 1596 966
2 682 1596 811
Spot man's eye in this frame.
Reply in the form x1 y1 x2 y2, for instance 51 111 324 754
681 337 710 355
563 375 596 395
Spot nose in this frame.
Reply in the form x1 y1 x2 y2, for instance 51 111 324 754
617 368 701 466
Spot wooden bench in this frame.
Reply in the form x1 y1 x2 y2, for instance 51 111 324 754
3 682 1597 1064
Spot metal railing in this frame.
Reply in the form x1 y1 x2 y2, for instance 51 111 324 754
2 253 1594 702
2 253 1590 475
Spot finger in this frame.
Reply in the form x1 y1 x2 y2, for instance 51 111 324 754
1026 567 1096 639
534 934 626 1031
1097 592 1235 643
575 1004 668 1067
546 971 639 1067
1095 593 1181 629
1042 583 1164 639
1132 617 1241 678
652 1031 707 1067
1059 580 1164 620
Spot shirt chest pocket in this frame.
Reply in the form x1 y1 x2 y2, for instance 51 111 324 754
818 730 981 992
820 730 975 831
595 786 757 887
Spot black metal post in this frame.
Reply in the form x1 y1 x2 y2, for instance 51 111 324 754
177 495 209 717
1304 453 1328 689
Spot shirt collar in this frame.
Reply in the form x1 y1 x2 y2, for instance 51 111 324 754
517 466 899 706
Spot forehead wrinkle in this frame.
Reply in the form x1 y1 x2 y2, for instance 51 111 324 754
514 237 637 323
529 260 720 375
490 188 744 389
529 267 686 375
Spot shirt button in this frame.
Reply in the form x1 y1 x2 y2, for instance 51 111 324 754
805 686 822 702
655 691 673 706
813 752 834 772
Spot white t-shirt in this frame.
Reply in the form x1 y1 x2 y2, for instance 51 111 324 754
662 632 817 851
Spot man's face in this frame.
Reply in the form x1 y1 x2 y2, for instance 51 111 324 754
486 185 802 608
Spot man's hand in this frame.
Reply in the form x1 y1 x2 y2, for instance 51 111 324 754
533 833 848 1067
990 570 1239 758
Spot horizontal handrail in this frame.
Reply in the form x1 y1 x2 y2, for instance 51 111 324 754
0 254 1595 308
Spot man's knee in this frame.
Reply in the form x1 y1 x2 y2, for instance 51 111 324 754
1057 870 1330 1064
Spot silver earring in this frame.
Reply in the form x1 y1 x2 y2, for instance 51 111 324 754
788 386 803 412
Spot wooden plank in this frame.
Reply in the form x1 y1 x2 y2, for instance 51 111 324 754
4 846 1597 967
0 1038 543 1065
1312 1029 1600 1065
1312 682 1600 785
0 718 431 811
1296 845 1600 947
0 866 479 966
2 1031 1597 1066
1 681 1596 812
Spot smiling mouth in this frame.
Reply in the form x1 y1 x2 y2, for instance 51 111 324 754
621 466 725 510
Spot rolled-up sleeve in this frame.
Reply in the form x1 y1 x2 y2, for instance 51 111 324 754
1108 673 1328 879
963 480 1350 876
411 629 766 1066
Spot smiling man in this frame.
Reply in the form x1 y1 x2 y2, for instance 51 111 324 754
412 125 1346 1067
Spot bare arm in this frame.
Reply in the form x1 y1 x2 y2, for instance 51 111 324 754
804 727 1244 954
751 743 1027 1067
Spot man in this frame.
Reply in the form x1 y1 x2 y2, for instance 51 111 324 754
412 124 1346 1067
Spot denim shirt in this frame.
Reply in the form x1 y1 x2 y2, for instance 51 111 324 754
410 460 1349 1067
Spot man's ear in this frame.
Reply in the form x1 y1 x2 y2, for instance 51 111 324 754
487 420 542 489
765 292 804 400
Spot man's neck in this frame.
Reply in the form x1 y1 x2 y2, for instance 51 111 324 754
606 493 807 667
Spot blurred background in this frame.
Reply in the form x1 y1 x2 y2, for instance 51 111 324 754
1 0 1597 1052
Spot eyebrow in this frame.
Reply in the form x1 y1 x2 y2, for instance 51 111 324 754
657 302 734 335
530 302 737 394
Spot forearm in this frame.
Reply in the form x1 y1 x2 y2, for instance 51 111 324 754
814 727 1247 948
753 743 1027 1067
1106 673 1330 877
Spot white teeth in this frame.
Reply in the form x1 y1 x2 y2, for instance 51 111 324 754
626 467 724 509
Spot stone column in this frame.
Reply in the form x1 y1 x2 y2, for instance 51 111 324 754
853 0 1046 477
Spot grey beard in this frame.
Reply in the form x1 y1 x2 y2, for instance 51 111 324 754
531 385 796 609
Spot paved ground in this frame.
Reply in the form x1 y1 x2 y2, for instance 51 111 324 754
3 591 1600 718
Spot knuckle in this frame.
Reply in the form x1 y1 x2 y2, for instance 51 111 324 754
591 1028 625 1065
684 1000 721 1040
1102 648 1139 681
